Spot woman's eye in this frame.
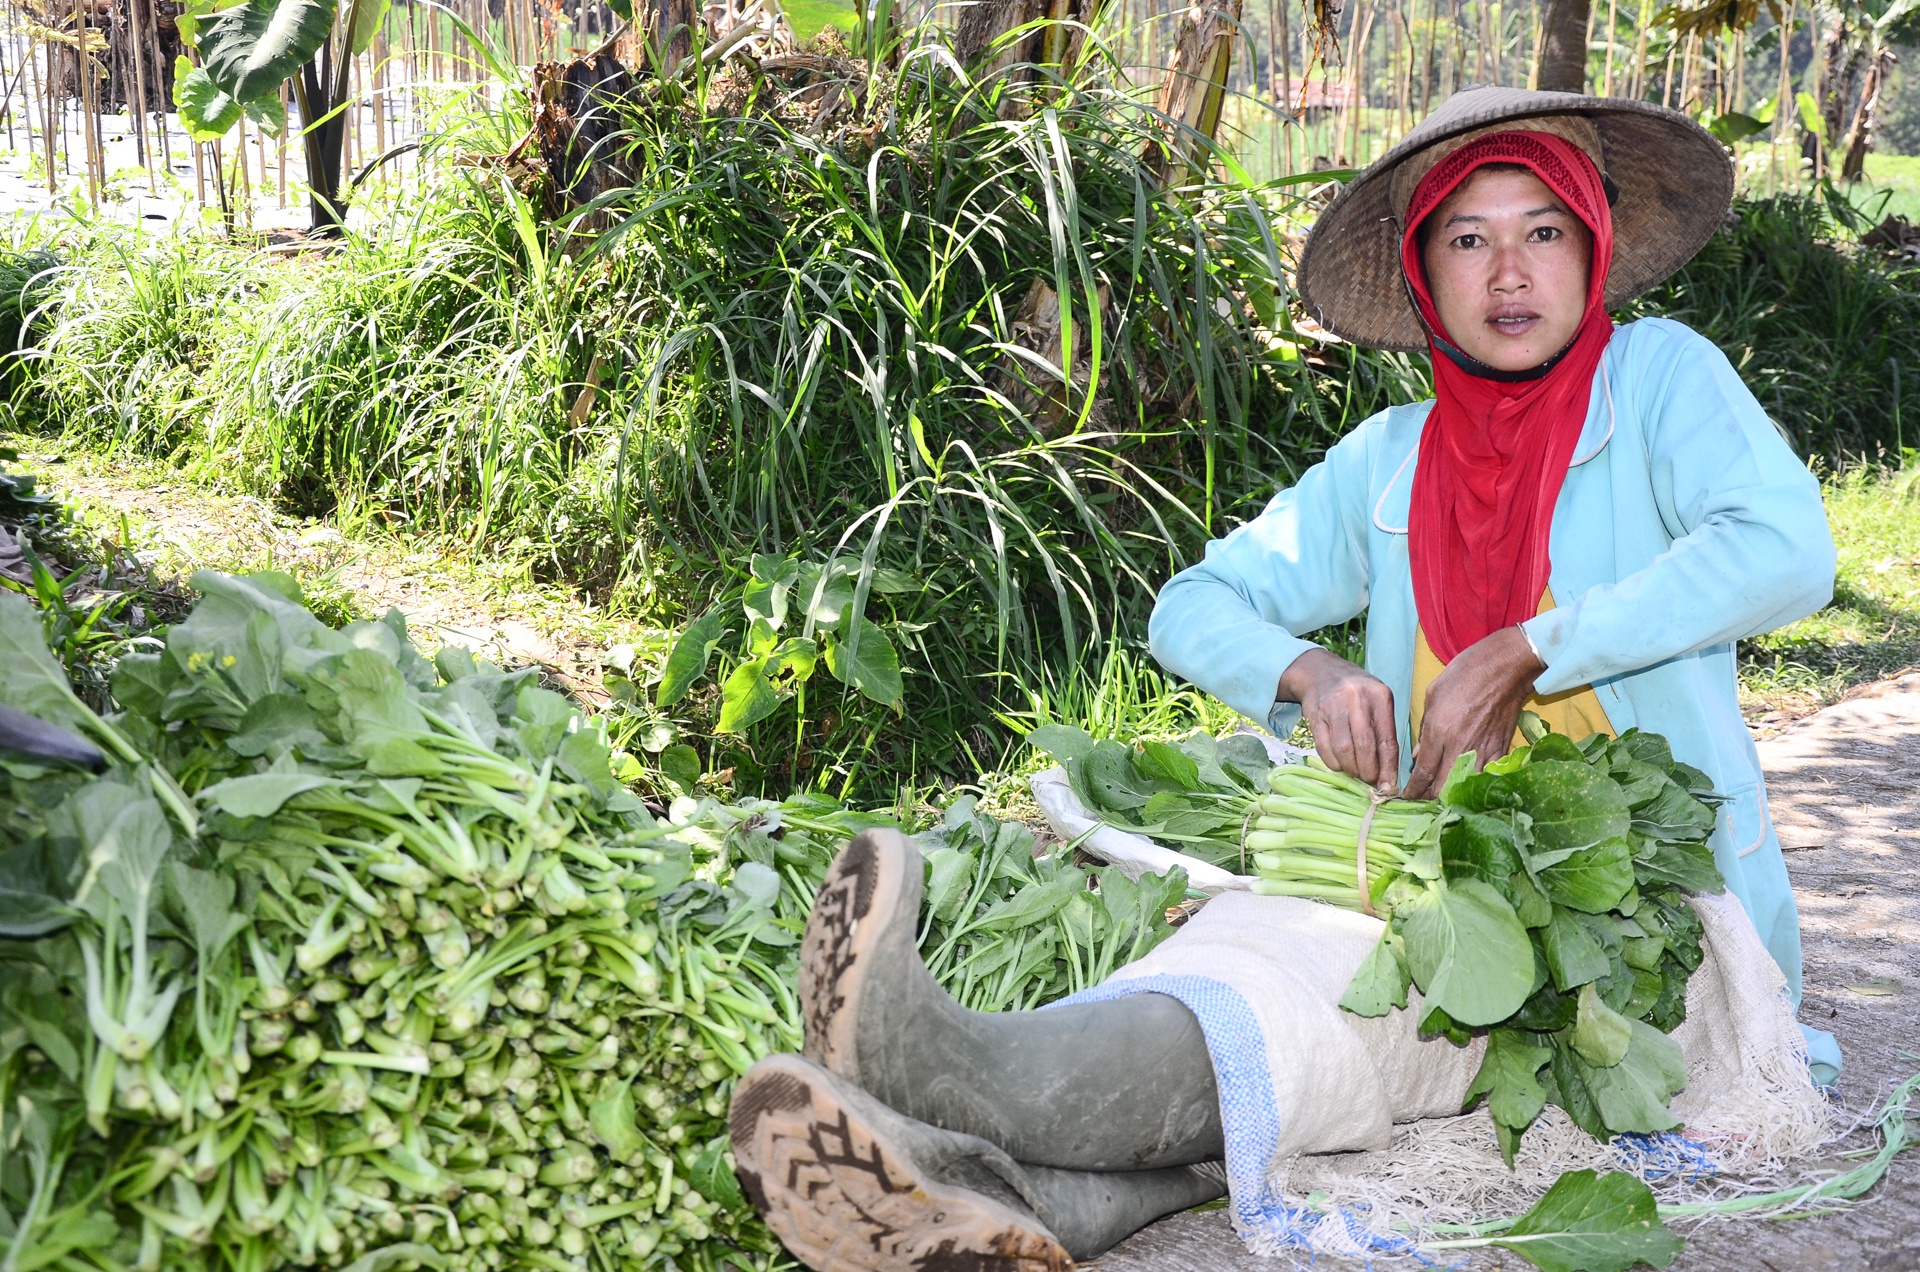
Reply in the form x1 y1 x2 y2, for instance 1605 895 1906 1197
1451 234 1483 249
1530 226 1563 243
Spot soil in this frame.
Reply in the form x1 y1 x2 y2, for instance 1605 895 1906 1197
1094 673 1920 1272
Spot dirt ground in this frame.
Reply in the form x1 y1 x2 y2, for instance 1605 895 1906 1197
1094 673 1920 1272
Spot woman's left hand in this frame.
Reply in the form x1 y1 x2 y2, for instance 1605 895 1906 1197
1403 626 1547 799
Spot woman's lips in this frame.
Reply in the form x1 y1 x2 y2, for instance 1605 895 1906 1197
1484 307 1542 336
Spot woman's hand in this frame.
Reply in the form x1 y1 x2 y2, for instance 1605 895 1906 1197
1277 648 1400 791
1403 626 1547 799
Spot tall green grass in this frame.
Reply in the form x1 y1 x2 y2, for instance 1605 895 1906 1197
1622 189 1920 460
4 51 1425 797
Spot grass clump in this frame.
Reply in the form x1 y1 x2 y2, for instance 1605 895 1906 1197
1622 190 1920 460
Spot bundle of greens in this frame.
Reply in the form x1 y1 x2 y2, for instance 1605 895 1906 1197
0 575 1180 1272
1025 724 1277 868
1258 721 1726 1164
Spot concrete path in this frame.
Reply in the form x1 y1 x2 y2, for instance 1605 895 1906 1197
1091 674 1920 1271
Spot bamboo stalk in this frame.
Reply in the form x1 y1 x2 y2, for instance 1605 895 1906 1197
1600 0 1616 94
129 0 156 191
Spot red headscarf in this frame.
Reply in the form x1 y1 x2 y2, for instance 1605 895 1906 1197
1402 130 1615 663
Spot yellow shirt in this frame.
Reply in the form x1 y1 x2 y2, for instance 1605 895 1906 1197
1410 589 1614 748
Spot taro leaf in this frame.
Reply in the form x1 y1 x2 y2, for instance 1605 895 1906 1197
1541 906 1612 991
1339 928 1411 1017
1577 1019 1688 1134
657 608 731 709
347 0 389 53
200 0 339 103
795 558 856 630
198 772 337 819
1571 982 1633 1067
1464 1026 1552 1144
924 848 977 925
825 617 903 708
1635 841 1726 894
1492 1169 1684 1272
1538 837 1635 914
743 555 797 630
1506 761 1631 856
172 60 243 140
1027 724 1097 766
1399 879 1535 1027
718 658 782 733
1134 740 1201 791
0 593 95 737
587 1077 646 1161
659 744 701 793
1080 741 1154 812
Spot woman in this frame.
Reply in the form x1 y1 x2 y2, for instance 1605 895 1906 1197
729 87 1837 1272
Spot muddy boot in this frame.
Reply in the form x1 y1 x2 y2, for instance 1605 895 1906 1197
731 1053 1227 1271
800 829 1223 1171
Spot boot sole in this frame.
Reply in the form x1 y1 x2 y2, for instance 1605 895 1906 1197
730 1054 1074 1272
800 828 915 1080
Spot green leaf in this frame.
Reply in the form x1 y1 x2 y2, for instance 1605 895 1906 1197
243 91 285 132
742 555 796 630
1706 110 1766 145
795 559 856 629
198 771 337 818
0 838 79 937
924 848 977 925
346 0 389 53
1634 840 1726 894
172 60 243 140
199 0 339 103
556 727 620 802
1134 740 1201 791
657 608 730 708
587 1077 645 1161
1400 879 1535 1027
1339 928 1410 1017
1492 1170 1684 1272
1464 1027 1552 1143
1541 906 1613 991
1079 741 1153 811
1571 982 1633 1067
163 862 248 961
1507 761 1632 856
659 743 700 792
1578 1019 1688 1133
0 594 96 738
1027 724 1097 766
824 617 903 708
718 658 782 733
1538 837 1635 914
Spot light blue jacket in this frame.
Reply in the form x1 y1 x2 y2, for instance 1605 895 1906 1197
1149 317 1840 1075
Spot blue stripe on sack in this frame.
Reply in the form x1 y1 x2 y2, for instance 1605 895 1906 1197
1051 974 1444 1266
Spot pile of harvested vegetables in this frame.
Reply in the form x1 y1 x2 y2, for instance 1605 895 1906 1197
0 574 1182 1272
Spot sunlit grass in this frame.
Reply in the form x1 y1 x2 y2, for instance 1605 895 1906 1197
1740 459 1920 721
777 0 857 42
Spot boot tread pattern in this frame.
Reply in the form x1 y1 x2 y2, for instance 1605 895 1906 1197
731 1056 1073 1272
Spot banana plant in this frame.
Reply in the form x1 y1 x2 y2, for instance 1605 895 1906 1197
172 0 392 234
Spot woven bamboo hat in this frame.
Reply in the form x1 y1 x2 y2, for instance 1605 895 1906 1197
1295 86 1733 352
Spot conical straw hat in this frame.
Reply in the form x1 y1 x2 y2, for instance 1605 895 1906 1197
1295 86 1734 352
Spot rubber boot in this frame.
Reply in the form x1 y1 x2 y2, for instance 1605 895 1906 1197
800 829 1224 1171
731 1052 1227 1271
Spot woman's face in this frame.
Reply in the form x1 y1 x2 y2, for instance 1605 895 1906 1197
1418 167 1593 372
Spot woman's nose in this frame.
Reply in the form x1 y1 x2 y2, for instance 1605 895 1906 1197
1488 243 1529 294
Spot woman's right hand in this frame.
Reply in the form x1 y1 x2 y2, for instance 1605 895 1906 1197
1276 648 1401 791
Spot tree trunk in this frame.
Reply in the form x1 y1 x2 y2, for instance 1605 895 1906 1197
1148 0 1242 181
1839 47 1892 183
1535 0 1589 92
